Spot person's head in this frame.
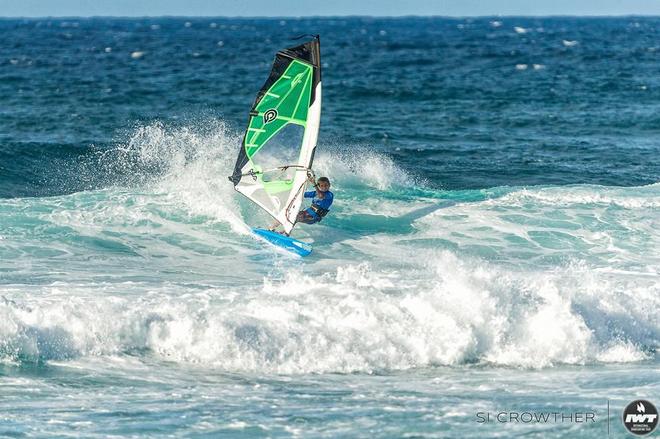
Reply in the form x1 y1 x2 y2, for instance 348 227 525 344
317 177 331 192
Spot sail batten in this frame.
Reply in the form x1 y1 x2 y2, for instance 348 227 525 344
229 37 322 235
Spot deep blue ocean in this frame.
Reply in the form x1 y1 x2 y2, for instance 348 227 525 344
0 17 658 438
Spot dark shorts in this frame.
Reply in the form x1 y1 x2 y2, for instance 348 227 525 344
297 208 321 224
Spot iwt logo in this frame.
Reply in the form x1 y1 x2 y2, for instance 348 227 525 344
623 400 658 436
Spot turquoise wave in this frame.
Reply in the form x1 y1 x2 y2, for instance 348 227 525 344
1 126 657 370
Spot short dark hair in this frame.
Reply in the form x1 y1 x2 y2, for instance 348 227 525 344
317 177 330 185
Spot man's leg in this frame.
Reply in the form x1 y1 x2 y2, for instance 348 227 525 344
296 210 318 224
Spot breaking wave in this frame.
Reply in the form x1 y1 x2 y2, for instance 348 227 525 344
0 120 658 373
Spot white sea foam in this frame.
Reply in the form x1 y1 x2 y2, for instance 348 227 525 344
313 145 417 191
110 120 248 234
496 185 660 209
0 249 654 372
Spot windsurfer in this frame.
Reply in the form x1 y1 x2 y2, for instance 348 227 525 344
269 175 333 233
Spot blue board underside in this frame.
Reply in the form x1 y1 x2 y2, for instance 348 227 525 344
252 228 313 257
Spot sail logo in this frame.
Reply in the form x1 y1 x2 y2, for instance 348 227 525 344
291 72 305 88
263 109 278 124
623 400 658 436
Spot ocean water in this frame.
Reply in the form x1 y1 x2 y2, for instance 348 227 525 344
0 16 658 438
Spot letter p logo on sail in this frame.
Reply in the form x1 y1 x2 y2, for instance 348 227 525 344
263 109 278 124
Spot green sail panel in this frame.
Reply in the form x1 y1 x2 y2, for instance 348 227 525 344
229 37 322 235
245 60 312 160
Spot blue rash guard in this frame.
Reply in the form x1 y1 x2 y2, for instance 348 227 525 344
304 190 334 221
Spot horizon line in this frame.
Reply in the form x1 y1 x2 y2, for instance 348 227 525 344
1 14 660 19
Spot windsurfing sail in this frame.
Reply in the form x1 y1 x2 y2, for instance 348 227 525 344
229 36 322 235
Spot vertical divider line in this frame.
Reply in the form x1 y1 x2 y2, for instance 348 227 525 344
607 399 610 437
